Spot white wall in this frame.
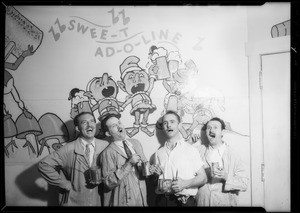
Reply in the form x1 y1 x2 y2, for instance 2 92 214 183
247 2 290 42
4 5 253 206
246 2 291 211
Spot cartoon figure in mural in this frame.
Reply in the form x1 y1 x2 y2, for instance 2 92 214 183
4 41 41 158
84 72 123 122
5 46 69 157
184 88 226 136
4 5 44 158
148 45 198 139
4 41 33 156
185 102 214 136
68 88 93 120
4 6 69 158
164 58 199 119
117 55 157 138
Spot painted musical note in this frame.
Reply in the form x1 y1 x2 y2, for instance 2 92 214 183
48 18 66 42
119 9 130 25
48 26 60 41
109 8 119 25
54 18 66 33
109 8 130 25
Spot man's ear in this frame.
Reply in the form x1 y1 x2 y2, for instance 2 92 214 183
105 131 111 137
75 126 79 133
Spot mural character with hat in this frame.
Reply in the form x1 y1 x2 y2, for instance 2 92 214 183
117 55 157 138
84 73 123 122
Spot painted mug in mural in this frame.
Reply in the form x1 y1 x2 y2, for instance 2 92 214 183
271 20 290 38
155 56 171 80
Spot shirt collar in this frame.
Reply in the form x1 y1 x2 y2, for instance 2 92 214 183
165 137 184 150
80 138 95 148
114 139 132 147
208 142 226 156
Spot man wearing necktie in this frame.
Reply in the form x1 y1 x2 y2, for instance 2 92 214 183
122 140 132 158
100 114 149 206
38 112 109 206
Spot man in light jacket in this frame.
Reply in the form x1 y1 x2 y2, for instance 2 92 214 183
100 114 148 206
195 117 248 206
38 112 109 206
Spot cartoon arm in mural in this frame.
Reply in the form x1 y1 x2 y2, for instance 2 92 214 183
4 42 35 115
5 5 43 117
5 43 35 70
162 79 174 94
161 50 182 95
117 56 157 138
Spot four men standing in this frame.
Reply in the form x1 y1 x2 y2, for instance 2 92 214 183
38 111 247 206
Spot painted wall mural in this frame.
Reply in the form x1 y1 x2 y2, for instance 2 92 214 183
2 5 256 206
4 6 69 159
4 5 248 160
3 4 290 207
3 6 250 206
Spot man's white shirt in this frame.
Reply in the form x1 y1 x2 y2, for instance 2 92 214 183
155 137 204 196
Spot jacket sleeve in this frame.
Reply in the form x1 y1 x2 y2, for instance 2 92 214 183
38 147 72 191
224 150 248 192
100 148 132 190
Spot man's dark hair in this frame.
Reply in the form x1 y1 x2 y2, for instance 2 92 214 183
163 110 181 123
73 111 95 127
205 117 226 130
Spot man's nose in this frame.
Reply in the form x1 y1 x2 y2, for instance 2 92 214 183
166 122 171 128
